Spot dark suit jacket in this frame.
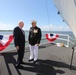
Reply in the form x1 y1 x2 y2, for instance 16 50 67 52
13 26 25 48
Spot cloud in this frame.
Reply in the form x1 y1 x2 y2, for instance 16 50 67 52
0 22 71 31
0 23 14 30
41 24 71 31
0 22 30 30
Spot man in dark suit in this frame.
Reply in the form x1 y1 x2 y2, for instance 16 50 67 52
13 21 25 68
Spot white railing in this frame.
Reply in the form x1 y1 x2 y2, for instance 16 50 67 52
9 33 76 47
42 33 76 47
53 33 76 47
0 33 76 53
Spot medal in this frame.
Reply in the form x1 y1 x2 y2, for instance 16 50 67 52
34 29 38 33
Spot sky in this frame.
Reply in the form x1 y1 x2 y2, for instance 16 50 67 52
0 0 71 31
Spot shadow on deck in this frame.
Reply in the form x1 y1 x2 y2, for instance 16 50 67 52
0 43 76 75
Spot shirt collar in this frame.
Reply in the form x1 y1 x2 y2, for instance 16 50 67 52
18 26 21 29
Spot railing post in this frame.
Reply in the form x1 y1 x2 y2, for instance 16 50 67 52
67 35 69 47
70 46 75 69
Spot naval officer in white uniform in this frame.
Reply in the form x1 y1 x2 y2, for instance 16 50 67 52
28 20 42 63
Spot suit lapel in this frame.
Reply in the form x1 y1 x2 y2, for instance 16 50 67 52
18 27 25 35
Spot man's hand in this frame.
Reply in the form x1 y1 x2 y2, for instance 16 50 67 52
16 46 19 50
35 43 39 46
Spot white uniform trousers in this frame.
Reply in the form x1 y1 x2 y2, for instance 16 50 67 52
29 44 38 61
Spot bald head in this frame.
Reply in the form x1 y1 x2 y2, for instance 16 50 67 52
18 21 24 29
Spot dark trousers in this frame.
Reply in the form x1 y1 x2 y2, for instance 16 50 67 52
17 46 25 64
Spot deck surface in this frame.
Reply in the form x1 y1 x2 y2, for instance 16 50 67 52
0 43 76 75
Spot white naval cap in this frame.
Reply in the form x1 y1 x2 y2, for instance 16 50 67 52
31 20 37 23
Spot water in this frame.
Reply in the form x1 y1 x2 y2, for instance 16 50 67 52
0 31 75 50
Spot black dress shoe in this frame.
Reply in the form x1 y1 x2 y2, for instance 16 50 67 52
15 63 20 68
28 59 34 62
21 61 26 64
33 60 37 64
15 62 21 68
